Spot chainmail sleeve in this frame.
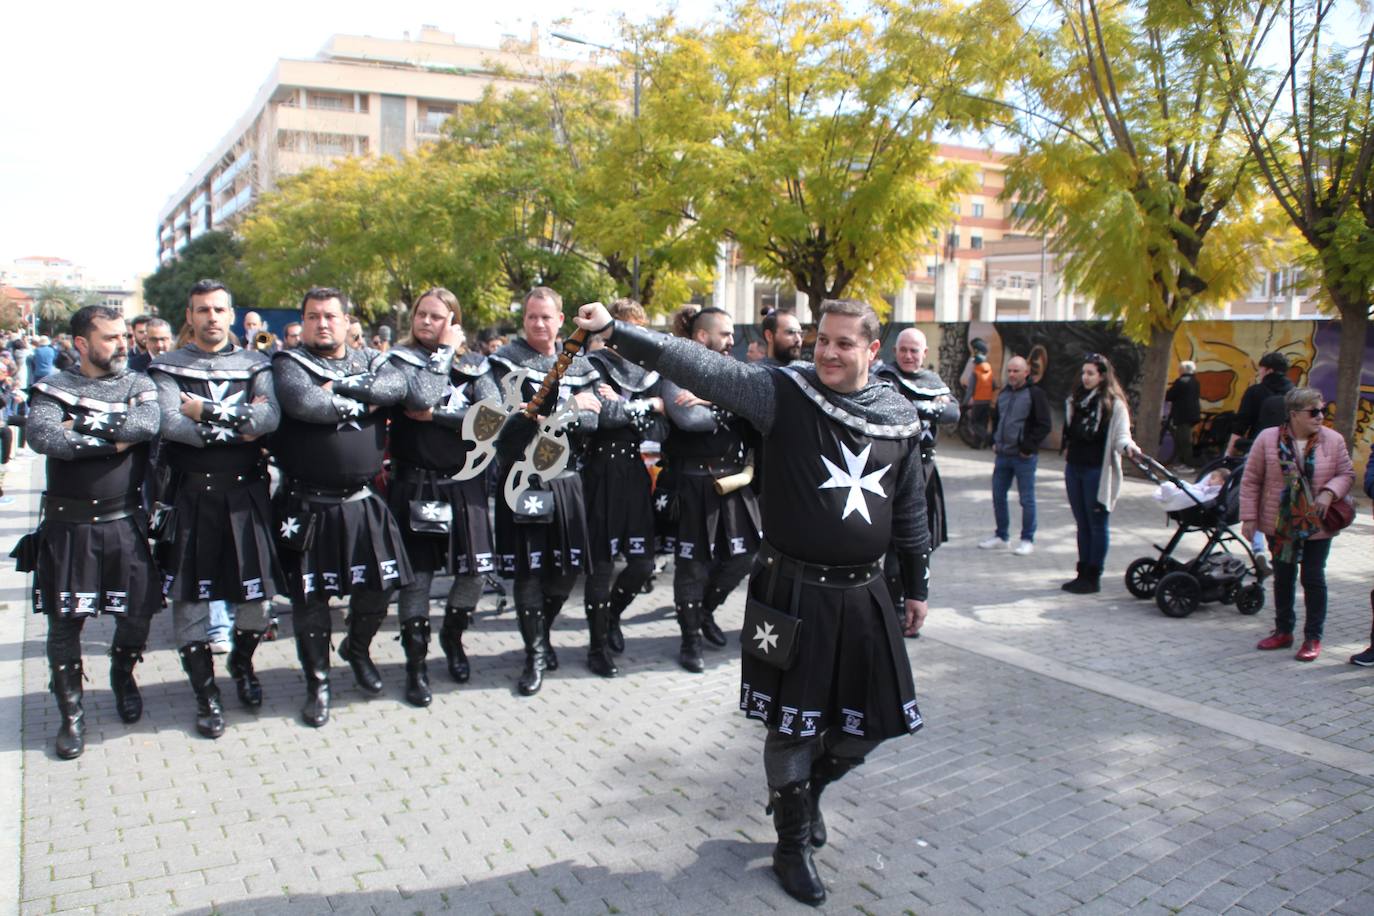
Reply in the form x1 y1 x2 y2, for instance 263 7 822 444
25 391 83 459
243 365 281 437
890 443 932 601
107 374 160 443
151 369 207 447
331 350 408 407
609 322 776 434
397 346 455 411
660 378 717 432
273 354 349 423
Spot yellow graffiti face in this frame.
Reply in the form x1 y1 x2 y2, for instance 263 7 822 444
1172 323 1317 410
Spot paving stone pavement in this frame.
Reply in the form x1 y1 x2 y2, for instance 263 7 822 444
3 440 1373 915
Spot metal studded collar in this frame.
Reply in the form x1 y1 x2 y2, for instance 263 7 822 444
779 366 921 440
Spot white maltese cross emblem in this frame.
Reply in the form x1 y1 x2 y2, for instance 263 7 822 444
753 621 778 653
280 517 300 538
818 442 891 524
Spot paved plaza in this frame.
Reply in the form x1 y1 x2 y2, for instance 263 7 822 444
2 440 1373 915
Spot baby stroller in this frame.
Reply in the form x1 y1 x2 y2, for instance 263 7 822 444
1124 453 1266 618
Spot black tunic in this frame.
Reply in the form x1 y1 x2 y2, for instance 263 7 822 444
874 364 954 550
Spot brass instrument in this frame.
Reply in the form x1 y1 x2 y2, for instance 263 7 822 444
253 331 278 352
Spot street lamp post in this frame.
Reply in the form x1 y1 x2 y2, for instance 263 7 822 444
551 30 642 302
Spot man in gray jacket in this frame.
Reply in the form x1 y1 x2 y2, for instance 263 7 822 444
978 356 1052 556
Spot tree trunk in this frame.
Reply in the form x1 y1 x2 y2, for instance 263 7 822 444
1136 323 1179 462
1331 294 1370 449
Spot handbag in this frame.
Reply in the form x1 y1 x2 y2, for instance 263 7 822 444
741 595 801 670
149 502 178 546
1322 494 1356 534
512 488 555 524
408 478 453 535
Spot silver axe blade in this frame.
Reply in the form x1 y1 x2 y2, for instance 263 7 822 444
502 405 577 511
453 369 528 481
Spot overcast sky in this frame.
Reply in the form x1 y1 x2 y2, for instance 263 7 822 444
0 0 715 284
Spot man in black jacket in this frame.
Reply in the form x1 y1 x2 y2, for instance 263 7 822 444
1227 351 1293 457
978 356 1052 556
1165 360 1201 468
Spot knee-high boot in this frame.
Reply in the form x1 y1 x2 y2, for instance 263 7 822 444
808 752 866 848
400 617 432 707
606 584 635 654
438 606 471 683
108 645 144 724
768 780 826 906
296 628 331 728
586 601 619 678
225 628 264 708
178 642 226 739
676 601 704 673
516 606 547 696
50 661 84 760
700 586 730 648
541 598 563 672
338 613 385 694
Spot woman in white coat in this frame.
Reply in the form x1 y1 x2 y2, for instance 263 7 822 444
1060 353 1142 593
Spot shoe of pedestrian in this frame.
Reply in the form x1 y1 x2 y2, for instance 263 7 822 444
50 661 85 760
1013 540 1034 557
768 780 827 906
179 642 226 739
1256 631 1294 651
400 617 432 707
1064 565 1101 594
225 628 264 709
1255 555 1272 579
1061 563 1086 592
209 637 231 655
108 645 144 724
1350 646 1374 667
1295 639 1321 662
977 536 1008 550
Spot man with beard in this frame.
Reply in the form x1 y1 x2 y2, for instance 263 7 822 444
386 288 497 705
577 298 929 906
487 287 601 696
760 309 803 366
26 305 162 759
148 280 284 738
657 305 761 669
582 299 667 674
271 288 412 727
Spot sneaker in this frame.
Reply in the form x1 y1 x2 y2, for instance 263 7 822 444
978 536 1008 550
1256 631 1294 651
1350 647 1374 667
209 636 231 655
1295 639 1321 662
1012 540 1034 557
1255 555 1272 579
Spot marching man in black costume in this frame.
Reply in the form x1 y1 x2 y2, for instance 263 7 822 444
271 288 412 727
582 299 667 675
149 280 284 737
574 298 930 907
26 305 162 759
487 286 601 696
387 288 498 705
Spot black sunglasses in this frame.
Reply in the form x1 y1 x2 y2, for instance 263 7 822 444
1083 352 1108 368
1296 406 1327 419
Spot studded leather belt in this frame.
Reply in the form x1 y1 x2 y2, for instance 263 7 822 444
177 467 265 491
288 482 374 505
758 540 883 588
42 493 142 524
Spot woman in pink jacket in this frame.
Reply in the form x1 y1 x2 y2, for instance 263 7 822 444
1240 387 1354 661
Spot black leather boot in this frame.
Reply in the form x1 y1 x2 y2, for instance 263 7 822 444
400 617 432 707
108 644 144 724
437 606 471 683
225 627 264 709
179 642 226 739
677 601 705 673
700 587 729 648
542 598 563 672
1065 565 1101 594
769 780 826 906
606 585 632 654
338 613 385 694
50 661 85 760
808 752 865 847
1060 562 1086 592
516 607 547 696
586 602 619 678
296 628 331 728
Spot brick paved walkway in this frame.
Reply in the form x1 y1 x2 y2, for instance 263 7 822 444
3 441 1373 915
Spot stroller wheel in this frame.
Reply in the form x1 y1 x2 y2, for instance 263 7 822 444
1156 571 1201 618
1235 584 1265 615
1125 557 1161 599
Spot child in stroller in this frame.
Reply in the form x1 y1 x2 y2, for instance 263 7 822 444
1125 453 1267 618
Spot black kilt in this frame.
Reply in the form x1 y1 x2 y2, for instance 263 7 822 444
275 485 413 604
926 461 948 548
668 471 761 562
494 471 593 577
159 475 287 602
387 466 495 576
33 516 161 619
582 450 655 563
739 555 922 742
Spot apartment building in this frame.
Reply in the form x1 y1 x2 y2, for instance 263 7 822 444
155 26 571 264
